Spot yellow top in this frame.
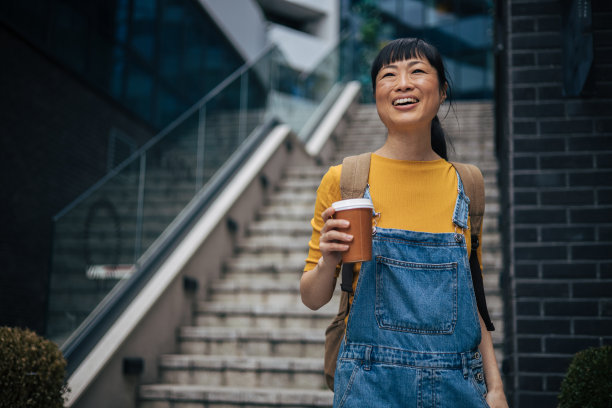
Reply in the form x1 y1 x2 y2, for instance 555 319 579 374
304 154 482 293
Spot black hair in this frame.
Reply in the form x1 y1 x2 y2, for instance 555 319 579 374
370 38 451 160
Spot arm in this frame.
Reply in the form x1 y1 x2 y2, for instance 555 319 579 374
300 206 353 310
478 313 509 408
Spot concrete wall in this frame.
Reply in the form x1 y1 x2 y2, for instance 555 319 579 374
199 0 269 63
498 1 612 406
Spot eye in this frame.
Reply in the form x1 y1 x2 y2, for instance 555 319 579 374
381 72 394 78
412 68 425 74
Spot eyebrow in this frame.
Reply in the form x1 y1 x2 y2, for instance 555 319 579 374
381 60 425 70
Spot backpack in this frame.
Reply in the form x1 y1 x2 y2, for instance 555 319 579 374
323 152 495 391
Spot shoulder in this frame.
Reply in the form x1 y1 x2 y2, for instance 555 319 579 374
319 164 342 188
450 161 483 176
316 164 342 202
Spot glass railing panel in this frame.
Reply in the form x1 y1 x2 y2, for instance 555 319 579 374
274 35 350 140
47 159 141 345
245 53 272 138
140 112 200 253
200 73 243 184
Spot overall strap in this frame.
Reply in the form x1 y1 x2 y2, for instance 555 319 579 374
450 162 485 235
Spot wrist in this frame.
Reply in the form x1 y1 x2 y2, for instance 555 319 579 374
487 384 505 394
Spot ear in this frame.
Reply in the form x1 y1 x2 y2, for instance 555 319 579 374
440 82 448 102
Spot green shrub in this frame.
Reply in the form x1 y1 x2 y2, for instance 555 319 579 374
0 327 68 408
558 345 612 408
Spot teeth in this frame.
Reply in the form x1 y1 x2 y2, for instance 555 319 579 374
393 98 418 106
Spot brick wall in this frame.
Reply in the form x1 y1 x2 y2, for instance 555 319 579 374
499 1 612 406
0 25 154 333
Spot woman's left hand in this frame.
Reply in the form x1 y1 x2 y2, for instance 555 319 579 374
485 388 509 408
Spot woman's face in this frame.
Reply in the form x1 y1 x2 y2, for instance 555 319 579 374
374 56 446 134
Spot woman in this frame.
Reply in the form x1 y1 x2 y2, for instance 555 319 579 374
300 38 508 407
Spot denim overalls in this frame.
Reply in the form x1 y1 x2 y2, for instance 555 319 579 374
333 173 489 408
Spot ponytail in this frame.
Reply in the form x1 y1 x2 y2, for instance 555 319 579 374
431 115 448 160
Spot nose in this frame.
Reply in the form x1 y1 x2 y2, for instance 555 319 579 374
396 71 413 91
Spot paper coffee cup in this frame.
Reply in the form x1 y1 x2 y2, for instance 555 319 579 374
331 198 374 262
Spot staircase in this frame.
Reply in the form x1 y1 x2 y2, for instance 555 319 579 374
139 171 337 407
138 102 503 407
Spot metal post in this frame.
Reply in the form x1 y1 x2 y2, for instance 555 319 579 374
196 106 206 192
134 153 146 261
239 71 249 142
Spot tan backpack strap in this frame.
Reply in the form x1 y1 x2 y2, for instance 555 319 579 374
340 153 372 200
451 162 485 234
451 161 495 331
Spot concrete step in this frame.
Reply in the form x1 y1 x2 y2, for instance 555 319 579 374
284 166 327 179
222 268 304 283
157 355 328 390
258 204 314 220
194 303 336 329
224 254 307 273
270 191 318 204
237 236 310 254
139 384 333 408
208 280 305 306
276 178 323 191
177 327 325 358
248 220 313 236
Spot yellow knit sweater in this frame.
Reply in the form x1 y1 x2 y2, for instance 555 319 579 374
304 154 483 293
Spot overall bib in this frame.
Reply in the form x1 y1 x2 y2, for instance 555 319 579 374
333 174 489 408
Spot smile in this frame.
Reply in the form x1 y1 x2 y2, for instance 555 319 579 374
392 97 419 106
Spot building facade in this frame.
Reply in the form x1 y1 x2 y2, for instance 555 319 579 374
497 1 612 406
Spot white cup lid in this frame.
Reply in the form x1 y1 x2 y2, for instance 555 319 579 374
332 198 374 211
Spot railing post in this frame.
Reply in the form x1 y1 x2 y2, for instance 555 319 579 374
134 153 146 261
239 71 249 142
196 106 206 192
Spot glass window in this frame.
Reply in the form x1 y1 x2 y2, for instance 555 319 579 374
4 0 246 128
124 63 154 120
131 0 158 62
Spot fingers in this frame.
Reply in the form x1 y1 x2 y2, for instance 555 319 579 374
319 206 352 258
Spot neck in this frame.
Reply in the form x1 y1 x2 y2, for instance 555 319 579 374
375 127 440 161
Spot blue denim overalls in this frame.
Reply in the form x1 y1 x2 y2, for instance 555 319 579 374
333 174 489 408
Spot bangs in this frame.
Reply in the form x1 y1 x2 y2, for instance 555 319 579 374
377 39 433 68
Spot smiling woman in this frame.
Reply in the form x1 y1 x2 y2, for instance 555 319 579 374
301 38 509 408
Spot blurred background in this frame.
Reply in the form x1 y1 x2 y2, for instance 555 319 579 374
0 1 610 407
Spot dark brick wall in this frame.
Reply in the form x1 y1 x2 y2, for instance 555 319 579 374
0 25 154 334
499 1 612 406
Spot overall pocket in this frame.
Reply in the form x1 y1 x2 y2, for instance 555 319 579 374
375 256 458 334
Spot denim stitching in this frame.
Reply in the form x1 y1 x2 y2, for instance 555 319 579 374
337 361 363 408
